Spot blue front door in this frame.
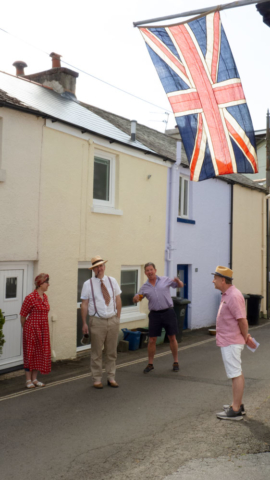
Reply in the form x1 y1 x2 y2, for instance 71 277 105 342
177 264 189 329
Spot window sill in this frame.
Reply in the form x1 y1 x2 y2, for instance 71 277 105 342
91 205 123 216
77 344 91 353
177 217 196 225
120 312 147 323
0 169 6 182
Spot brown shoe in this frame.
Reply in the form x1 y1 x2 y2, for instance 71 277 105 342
93 383 103 389
107 380 119 388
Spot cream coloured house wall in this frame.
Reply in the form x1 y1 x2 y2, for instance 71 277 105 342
232 184 266 313
36 125 169 360
0 108 44 261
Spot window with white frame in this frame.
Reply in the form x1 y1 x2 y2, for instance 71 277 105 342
178 175 189 218
93 150 115 208
121 266 140 312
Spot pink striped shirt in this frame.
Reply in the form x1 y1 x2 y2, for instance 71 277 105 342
216 285 246 347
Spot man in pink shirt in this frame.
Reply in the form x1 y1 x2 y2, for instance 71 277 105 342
212 266 255 421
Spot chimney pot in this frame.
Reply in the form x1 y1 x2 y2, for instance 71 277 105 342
13 61 28 76
50 52 62 68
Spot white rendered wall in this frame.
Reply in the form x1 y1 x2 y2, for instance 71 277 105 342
0 109 44 261
168 166 231 329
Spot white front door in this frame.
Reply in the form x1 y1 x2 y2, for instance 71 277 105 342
0 270 24 370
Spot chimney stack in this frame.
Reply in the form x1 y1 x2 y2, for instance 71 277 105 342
21 52 79 99
13 61 27 76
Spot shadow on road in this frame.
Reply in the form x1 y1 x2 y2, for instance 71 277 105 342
245 418 270 447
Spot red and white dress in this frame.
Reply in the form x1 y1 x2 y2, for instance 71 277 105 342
20 290 51 374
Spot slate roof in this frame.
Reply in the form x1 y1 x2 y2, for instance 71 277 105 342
80 101 178 164
0 69 266 194
0 71 159 158
80 102 267 194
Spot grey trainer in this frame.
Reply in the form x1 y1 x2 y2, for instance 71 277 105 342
223 403 246 415
216 406 243 421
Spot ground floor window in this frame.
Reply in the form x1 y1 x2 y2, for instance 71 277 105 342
120 266 140 313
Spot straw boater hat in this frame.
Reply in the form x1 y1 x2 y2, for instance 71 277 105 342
211 266 233 280
89 255 108 270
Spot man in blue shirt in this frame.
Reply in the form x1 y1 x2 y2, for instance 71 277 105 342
133 262 183 374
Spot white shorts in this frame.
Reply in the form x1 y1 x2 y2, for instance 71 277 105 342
220 344 244 379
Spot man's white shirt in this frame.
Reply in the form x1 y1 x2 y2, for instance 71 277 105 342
81 275 121 318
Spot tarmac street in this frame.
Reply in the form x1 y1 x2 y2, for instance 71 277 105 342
1 323 270 480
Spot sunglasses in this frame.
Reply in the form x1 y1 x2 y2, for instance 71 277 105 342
42 279 50 284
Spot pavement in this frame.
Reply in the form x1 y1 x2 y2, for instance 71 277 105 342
1 321 270 480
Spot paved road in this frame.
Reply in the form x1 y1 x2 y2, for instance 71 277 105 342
164 453 270 480
1 323 270 480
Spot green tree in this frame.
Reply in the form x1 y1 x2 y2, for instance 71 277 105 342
0 309 5 355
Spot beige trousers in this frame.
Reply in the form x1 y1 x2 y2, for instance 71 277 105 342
89 315 120 383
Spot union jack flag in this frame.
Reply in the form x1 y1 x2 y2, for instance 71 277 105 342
140 12 258 181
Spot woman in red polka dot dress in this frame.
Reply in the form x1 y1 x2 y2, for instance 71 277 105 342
20 273 51 389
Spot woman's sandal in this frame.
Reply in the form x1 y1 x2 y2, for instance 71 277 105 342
26 380 35 389
32 380 45 387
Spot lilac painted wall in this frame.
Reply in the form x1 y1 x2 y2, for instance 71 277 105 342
166 163 231 329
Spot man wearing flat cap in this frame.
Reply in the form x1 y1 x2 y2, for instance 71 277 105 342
81 256 122 389
212 266 255 421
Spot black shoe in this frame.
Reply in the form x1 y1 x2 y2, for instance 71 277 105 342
216 406 243 421
223 403 246 415
173 362 179 372
144 364 154 374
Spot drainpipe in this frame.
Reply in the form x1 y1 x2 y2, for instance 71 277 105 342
229 183 234 269
266 110 270 314
166 141 181 278
131 120 137 142
266 197 269 313
265 195 270 314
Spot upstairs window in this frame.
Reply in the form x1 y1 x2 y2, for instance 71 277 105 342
178 175 189 218
93 150 115 207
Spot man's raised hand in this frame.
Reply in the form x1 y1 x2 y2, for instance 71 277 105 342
174 277 184 288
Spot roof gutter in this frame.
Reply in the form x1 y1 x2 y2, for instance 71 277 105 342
0 100 174 164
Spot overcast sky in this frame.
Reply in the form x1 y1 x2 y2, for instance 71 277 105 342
1 0 269 132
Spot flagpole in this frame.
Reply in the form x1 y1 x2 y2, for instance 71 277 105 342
133 0 267 27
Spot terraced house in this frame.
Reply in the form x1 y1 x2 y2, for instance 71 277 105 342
0 55 174 371
0 54 266 372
